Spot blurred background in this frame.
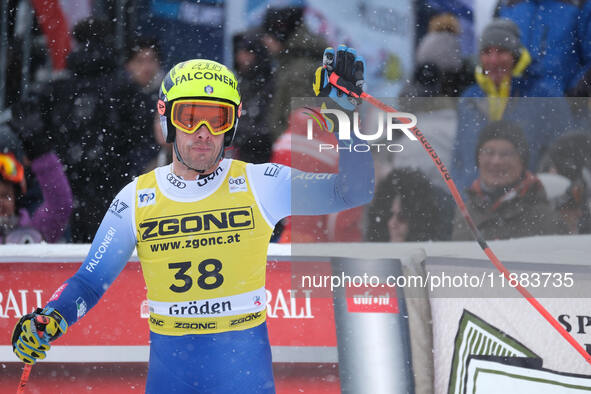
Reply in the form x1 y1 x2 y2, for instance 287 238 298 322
0 0 492 105
0 0 590 245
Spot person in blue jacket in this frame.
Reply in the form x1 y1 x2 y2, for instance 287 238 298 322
451 18 573 195
495 0 591 95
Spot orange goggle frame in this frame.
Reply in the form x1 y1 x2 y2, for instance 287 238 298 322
170 99 236 135
0 153 24 183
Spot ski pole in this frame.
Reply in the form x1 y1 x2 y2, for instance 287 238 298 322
16 364 32 394
327 71 591 365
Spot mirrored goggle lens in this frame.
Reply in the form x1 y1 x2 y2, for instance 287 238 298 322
171 101 235 135
0 153 24 183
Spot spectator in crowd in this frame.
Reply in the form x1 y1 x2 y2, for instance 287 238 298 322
452 120 568 240
366 168 454 242
451 18 571 194
400 13 473 99
538 133 591 234
39 18 150 242
262 6 328 140
271 107 364 242
232 31 274 163
495 0 591 96
125 37 164 98
393 13 473 190
116 36 163 175
0 118 72 243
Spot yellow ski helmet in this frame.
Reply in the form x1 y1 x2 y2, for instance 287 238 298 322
157 59 242 146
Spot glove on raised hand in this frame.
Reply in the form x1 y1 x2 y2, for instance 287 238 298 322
313 44 365 110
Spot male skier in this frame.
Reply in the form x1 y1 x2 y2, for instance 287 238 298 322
12 45 372 393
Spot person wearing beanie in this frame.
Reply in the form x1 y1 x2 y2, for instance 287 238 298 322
476 119 528 158
416 32 463 77
479 19 522 63
400 12 473 98
451 18 572 196
475 18 533 118
452 120 568 240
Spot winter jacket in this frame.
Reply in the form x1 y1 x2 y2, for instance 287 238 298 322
2 153 72 243
452 172 568 240
451 49 572 195
113 69 160 175
233 33 275 164
495 0 591 94
43 41 151 242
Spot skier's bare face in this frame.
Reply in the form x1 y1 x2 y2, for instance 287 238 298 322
173 125 224 179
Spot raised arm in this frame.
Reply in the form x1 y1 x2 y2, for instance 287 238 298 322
248 133 374 225
250 45 374 223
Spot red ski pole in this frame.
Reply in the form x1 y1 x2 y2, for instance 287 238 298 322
327 71 591 365
16 364 32 394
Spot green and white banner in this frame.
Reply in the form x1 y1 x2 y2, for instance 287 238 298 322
465 357 591 393
448 310 539 394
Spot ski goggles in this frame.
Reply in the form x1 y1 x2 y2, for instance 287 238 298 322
170 99 236 135
0 153 24 183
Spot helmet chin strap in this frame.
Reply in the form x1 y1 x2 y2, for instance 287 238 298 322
173 140 225 175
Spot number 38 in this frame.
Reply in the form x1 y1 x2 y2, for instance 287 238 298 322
168 259 224 292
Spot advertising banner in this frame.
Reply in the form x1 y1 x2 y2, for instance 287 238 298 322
0 259 336 361
427 257 591 394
